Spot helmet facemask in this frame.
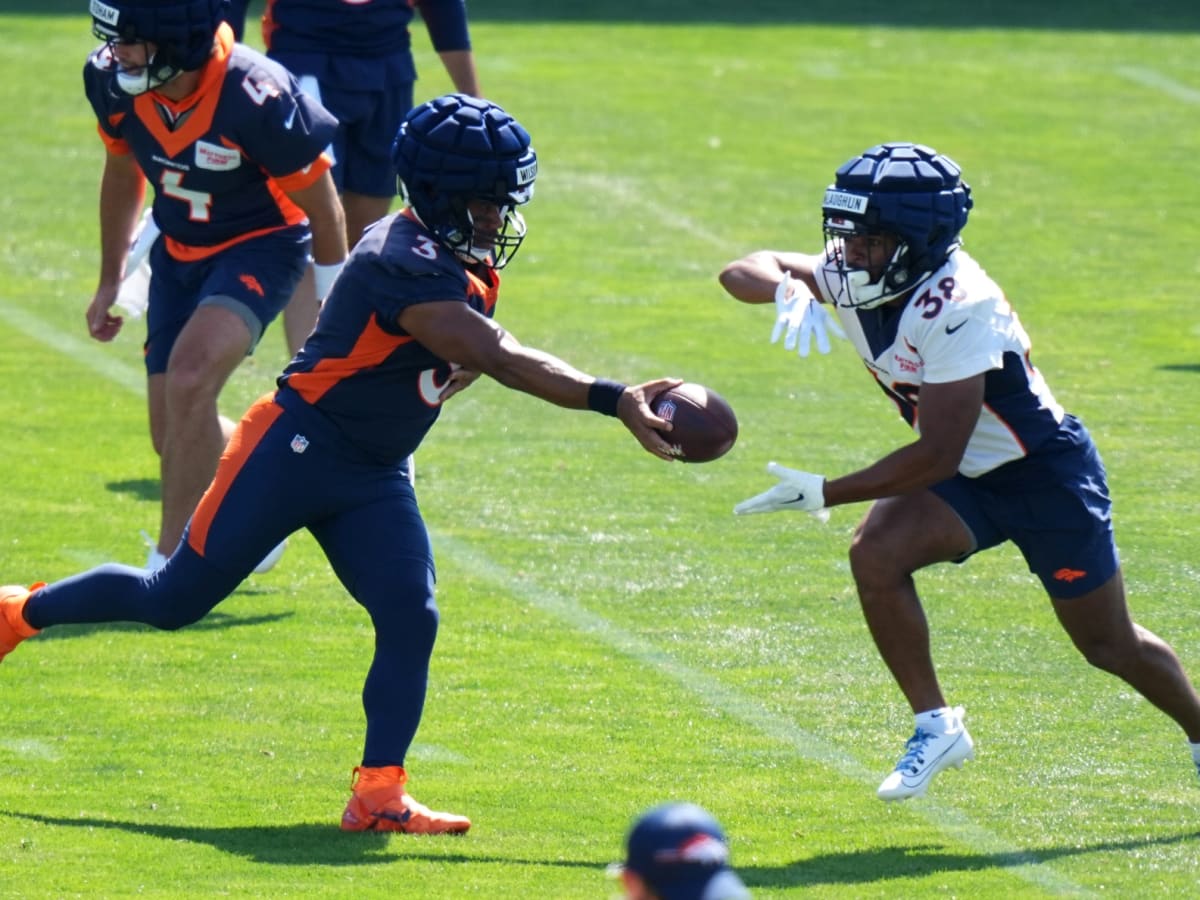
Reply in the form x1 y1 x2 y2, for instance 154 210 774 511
822 218 922 310
92 31 183 95
435 191 532 270
89 0 225 96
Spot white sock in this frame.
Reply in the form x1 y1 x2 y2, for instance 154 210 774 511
1188 740 1200 765
915 707 957 733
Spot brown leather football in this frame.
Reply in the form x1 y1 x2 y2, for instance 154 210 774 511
651 383 738 463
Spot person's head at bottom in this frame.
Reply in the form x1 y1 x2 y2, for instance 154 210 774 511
616 802 751 899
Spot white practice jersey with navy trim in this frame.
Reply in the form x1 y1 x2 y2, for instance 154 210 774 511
814 249 1065 477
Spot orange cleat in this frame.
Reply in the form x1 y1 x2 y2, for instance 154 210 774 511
0 583 45 663
340 765 471 834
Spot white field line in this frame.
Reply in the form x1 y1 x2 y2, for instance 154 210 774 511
1 289 1087 892
0 302 144 396
430 532 1089 897
1114 66 1200 104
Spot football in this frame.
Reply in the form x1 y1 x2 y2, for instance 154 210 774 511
651 382 738 463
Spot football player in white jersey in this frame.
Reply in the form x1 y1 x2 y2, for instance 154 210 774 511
719 142 1200 801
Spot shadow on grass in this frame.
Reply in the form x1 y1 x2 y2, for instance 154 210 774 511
2 811 598 868
30 609 293 645
106 478 160 502
737 833 1200 888
5 812 1198 880
1158 364 1200 374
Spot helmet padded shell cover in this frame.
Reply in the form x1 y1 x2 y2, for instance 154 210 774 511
822 142 973 306
392 94 537 267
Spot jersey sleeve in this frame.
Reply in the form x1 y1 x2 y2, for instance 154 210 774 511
917 295 1007 383
230 57 339 178
415 0 472 51
82 47 131 151
368 253 471 327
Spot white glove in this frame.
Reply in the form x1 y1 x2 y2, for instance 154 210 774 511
770 274 846 357
734 461 830 521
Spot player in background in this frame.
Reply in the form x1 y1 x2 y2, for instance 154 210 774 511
614 802 751 900
223 0 250 39
83 0 348 572
1 94 681 833
262 0 481 355
719 142 1200 800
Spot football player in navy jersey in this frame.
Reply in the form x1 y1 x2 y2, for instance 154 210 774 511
264 0 479 248
1 94 680 833
719 143 1200 800
83 0 348 572
262 0 480 355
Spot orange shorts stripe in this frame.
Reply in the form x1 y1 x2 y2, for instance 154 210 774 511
187 394 281 556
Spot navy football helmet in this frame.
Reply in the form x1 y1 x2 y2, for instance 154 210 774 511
90 0 227 95
392 94 538 269
821 142 973 309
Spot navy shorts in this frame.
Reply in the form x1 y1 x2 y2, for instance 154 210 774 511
270 51 415 198
145 225 310 375
930 416 1120 600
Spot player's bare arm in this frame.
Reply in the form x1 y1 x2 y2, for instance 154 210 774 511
438 49 480 96
88 150 146 342
718 250 823 304
399 299 680 459
285 172 349 268
823 374 985 507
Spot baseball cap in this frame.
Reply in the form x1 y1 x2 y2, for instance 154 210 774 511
618 802 750 900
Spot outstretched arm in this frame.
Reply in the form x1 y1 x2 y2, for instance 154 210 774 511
399 299 680 459
718 249 823 304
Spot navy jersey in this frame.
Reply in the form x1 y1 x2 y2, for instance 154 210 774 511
263 0 470 58
276 210 499 465
83 23 337 259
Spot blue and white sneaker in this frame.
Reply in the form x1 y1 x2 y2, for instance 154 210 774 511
877 706 974 801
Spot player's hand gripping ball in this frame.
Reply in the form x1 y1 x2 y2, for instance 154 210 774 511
651 383 738 463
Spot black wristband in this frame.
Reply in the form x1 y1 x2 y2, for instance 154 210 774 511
587 378 627 417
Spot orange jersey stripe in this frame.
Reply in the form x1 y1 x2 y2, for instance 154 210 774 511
133 23 235 159
288 316 416 404
98 117 131 154
188 394 281 556
164 221 293 261
272 152 333 194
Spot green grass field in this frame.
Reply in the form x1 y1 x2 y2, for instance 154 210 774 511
2 2 1200 897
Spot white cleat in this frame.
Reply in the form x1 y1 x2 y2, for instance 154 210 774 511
877 706 975 801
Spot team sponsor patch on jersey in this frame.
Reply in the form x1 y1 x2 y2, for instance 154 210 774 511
195 141 242 171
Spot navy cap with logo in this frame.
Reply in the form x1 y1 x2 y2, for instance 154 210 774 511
621 803 750 900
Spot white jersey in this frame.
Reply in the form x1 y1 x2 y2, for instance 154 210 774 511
814 249 1065 477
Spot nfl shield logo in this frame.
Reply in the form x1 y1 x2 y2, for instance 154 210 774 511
290 433 309 454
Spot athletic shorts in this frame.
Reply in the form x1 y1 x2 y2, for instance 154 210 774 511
930 416 1120 600
144 225 310 375
268 51 415 198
